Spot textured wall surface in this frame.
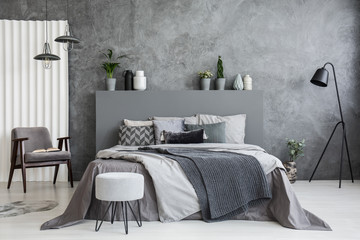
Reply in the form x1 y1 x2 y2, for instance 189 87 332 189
1 0 359 180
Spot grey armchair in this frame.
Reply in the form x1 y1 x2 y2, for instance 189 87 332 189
7 127 73 193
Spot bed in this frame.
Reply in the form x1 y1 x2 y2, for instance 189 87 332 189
41 91 331 231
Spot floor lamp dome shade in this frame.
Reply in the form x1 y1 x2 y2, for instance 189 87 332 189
310 67 329 87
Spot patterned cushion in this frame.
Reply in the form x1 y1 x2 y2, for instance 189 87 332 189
119 126 155 146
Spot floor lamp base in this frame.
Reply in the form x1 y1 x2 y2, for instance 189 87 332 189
309 121 354 188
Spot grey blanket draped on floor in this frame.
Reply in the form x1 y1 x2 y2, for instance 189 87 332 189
140 148 272 222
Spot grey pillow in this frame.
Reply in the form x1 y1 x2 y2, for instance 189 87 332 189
198 114 246 144
153 119 185 144
185 122 226 143
119 126 155 146
163 129 204 144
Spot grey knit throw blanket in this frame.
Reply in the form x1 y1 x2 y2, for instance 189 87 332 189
140 147 272 222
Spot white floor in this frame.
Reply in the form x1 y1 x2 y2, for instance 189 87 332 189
0 180 359 240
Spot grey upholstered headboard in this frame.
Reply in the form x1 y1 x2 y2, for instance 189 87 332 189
96 91 263 152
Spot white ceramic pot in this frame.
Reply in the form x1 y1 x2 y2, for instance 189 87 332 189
215 78 226 90
200 78 211 90
243 74 252 90
106 78 116 91
133 70 147 91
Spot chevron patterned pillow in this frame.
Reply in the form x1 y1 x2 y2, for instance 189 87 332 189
119 126 155 146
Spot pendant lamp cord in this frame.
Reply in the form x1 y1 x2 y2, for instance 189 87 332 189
66 0 69 23
45 0 48 43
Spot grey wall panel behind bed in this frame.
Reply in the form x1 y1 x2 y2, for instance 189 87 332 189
96 91 263 152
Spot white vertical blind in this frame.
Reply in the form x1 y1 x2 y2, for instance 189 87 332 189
0 20 69 182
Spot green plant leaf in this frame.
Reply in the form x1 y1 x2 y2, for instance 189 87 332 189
108 49 113 59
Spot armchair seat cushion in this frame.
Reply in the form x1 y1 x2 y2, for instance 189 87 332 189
24 151 71 163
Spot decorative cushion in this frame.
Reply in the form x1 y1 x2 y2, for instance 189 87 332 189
124 119 153 127
185 122 226 143
198 114 246 144
163 129 204 144
119 126 155 146
153 119 185 144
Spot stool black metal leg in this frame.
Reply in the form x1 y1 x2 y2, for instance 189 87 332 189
121 201 129 234
111 202 118 224
95 201 113 232
138 200 142 227
127 200 142 227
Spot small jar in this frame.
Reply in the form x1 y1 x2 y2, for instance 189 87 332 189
243 75 252 90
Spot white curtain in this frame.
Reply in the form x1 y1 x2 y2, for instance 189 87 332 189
0 20 69 182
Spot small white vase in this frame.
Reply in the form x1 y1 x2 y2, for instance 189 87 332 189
233 74 243 90
133 70 146 91
243 74 252 90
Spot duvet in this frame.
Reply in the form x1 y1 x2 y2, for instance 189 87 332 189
41 143 331 231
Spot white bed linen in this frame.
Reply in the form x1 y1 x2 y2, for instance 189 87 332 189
96 143 284 222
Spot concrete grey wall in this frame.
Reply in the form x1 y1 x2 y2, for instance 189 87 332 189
1 0 359 180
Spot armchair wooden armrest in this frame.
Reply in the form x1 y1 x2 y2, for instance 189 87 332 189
12 137 29 142
57 136 71 140
11 137 27 167
57 136 71 151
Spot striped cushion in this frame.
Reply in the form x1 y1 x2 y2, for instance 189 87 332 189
119 126 155 146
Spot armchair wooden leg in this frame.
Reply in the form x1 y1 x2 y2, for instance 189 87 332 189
53 165 60 184
7 162 15 189
21 164 27 193
67 160 74 188
8 142 18 190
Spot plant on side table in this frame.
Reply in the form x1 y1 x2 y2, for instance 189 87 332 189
198 70 213 90
101 49 126 91
284 138 306 183
216 56 226 90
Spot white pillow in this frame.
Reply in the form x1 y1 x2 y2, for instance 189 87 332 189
124 119 153 127
151 116 198 125
198 114 246 144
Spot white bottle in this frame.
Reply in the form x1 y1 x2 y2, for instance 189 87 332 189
133 70 147 90
243 74 252 90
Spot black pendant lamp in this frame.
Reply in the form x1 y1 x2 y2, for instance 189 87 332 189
55 0 80 51
34 0 60 69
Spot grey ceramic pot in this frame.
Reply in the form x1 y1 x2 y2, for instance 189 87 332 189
216 78 226 90
106 78 116 91
283 161 297 184
200 78 211 90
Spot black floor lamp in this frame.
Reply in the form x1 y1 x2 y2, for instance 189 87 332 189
309 62 354 188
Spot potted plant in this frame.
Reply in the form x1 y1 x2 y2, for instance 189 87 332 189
198 70 213 90
101 49 126 91
216 56 226 90
284 138 306 183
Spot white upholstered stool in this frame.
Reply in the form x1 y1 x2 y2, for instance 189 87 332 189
95 172 144 234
